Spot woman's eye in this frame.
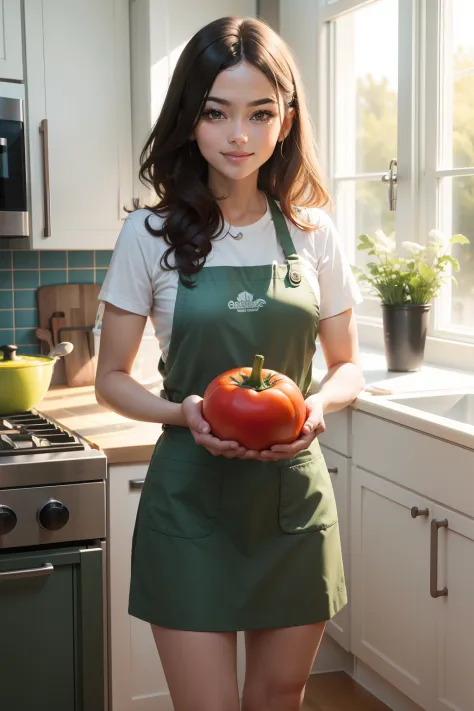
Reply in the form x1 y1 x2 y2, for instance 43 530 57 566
202 109 224 120
252 110 275 122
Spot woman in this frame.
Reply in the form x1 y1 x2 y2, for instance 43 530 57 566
95 15 364 711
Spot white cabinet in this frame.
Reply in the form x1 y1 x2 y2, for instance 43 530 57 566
0 0 23 80
320 445 351 651
351 465 474 711
350 467 433 709
431 504 474 711
24 0 132 250
108 463 173 711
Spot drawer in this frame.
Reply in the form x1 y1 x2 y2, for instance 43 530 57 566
352 411 474 518
318 408 352 456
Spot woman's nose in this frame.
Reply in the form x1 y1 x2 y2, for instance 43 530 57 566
228 120 249 146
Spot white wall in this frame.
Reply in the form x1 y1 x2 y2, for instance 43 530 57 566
279 0 320 140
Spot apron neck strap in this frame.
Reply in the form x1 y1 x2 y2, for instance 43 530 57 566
268 197 302 287
268 197 299 261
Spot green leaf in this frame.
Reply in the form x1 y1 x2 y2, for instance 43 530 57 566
443 255 461 271
357 234 374 250
418 262 436 281
450 233 470 245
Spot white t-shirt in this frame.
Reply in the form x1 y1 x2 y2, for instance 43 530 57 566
98 199 362 361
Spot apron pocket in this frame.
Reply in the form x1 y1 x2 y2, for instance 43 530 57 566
144 456 222 539
279 454 338 534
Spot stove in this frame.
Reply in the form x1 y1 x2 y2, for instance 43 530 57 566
0 409 108 709
0 409 106 549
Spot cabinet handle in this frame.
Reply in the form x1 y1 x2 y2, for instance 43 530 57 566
129 479 145 491
327 467 338 474
411 506 429 518
39 119 51 238
0 562 54 580
430 518 448 598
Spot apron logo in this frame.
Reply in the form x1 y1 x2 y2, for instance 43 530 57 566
228 291 266 313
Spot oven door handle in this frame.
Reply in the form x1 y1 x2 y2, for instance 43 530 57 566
0 562 54 581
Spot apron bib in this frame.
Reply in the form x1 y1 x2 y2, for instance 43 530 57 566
129 198 347 631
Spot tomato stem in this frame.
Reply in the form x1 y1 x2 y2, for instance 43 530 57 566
229 354 280 391
245 354 265 389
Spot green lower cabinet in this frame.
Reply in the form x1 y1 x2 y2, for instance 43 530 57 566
0 545 104 711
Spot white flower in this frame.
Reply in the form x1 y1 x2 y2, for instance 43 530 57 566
429 229 449 247
402 241 426 254
374 229 396 251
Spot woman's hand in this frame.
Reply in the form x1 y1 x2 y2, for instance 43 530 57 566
181 395 247 459
242 394 326 462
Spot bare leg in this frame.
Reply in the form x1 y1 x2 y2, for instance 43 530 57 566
241 621 326 711
151 624 240 711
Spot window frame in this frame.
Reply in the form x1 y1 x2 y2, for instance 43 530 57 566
314 0 474 371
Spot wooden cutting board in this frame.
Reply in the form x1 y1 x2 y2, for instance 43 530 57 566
37 283 101 387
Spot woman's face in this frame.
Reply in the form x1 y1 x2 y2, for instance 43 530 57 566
192 60 294 184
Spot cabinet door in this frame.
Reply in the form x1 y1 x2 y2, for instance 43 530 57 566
0 0 23 80
108 464 173 711
430 505 474 711
0 545 104 711
24 0 132 250
320 445 351 651
350 467 433 710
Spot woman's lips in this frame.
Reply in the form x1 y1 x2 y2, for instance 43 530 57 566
222 152 254 163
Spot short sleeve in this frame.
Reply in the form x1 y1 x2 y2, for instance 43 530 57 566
316 213 363 320
98 216 153 317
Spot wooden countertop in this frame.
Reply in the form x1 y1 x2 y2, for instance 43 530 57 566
37 383 164 465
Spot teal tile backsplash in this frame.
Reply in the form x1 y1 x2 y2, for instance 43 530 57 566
0 249 112 349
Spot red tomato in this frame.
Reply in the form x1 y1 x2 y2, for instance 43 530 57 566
202 354 306 451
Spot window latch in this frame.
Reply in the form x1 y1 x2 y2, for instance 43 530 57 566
382 158 398 211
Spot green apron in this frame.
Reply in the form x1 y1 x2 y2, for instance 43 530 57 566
129 198 347 631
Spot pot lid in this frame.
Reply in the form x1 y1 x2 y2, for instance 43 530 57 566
0 344 53 369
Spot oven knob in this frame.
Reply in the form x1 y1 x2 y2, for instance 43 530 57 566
38 500 70 531
0 506 17 535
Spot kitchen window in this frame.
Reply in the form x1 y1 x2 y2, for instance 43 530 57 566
316 0 474 369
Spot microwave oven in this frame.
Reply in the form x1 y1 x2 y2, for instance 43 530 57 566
0 82 28 238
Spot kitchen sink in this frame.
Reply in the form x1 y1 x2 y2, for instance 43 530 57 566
387 392 474 427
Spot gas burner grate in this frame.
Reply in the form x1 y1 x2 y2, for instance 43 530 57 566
0 410 85 456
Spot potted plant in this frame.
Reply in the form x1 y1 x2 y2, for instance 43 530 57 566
352 229 470 372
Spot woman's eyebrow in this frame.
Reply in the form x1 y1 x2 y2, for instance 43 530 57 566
206 96 278 107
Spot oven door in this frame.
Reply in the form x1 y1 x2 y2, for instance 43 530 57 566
0 542 106 711
0 92 28 237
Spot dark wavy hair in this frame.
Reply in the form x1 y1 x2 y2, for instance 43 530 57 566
136 16 331 285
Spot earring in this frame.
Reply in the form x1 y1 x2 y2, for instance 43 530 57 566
279 139 285 158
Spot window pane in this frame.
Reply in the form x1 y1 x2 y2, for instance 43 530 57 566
445 0 474 169
334 179 396 268
447 176 474 330
333 0 398 176
334 179 396 318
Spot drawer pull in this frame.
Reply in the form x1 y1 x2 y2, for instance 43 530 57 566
411 506 429 518
129 479 145 491
327 467 338 474
0 563 54 580
430 518 448 598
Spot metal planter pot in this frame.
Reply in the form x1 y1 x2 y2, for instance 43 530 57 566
382 304 431 372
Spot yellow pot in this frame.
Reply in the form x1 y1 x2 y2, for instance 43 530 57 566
0 344 58 415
